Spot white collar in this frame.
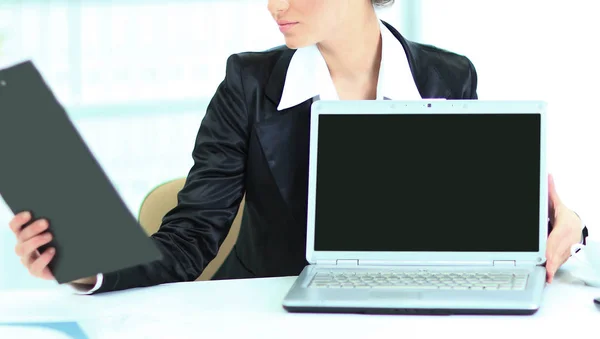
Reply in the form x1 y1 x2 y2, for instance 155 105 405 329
277 21 422 111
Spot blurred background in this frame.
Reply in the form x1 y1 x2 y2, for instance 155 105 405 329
0 0 598 290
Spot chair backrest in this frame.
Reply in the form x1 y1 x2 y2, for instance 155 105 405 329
137 178 243 281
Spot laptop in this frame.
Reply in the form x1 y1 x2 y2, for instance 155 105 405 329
282 100 548 315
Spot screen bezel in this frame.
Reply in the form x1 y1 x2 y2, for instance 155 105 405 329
306 100 548 265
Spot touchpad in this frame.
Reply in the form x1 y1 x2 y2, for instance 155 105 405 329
368 291 423 300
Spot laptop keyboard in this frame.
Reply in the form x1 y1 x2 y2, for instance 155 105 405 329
309 271 529 291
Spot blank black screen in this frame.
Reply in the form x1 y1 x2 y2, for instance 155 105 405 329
314 114 540 252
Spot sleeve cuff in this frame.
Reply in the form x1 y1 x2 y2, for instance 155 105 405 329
69 273 104 295
573 211 587 245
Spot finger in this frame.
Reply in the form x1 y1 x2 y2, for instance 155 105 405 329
18 244 40 267
39 266 56 281
545 231 573 283
29 247 56 280
546 253 566 283
546 256 564 283
545 232 560 282
547 250 569 284
15 232 52 259
546 257 556 283
20 249 38 268
8 211 31 235
17 219 49 243
548 173 562 207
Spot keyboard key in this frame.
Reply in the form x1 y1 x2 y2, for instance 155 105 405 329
480 279 499 283
312 283 328 288
475 283 499 288
375 285 438 290
309 270 530 291
313 279 330 283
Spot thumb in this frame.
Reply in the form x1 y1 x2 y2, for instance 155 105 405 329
548 173 562 208
545 255 558 283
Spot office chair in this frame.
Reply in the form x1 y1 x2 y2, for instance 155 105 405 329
137 178 243 281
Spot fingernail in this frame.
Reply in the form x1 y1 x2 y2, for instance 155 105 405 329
22 211 30 219
48 248 55 254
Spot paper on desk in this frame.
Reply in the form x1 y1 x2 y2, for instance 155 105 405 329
0 326 73 339
0 323 88 339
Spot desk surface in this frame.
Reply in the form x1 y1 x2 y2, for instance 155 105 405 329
1 262 599 339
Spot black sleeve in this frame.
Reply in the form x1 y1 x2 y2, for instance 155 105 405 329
573 211 590 245
464 59 478 100
93 54 249 293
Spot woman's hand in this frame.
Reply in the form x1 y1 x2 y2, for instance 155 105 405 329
10 211 56 280
545 174 584 283
9 211 97 285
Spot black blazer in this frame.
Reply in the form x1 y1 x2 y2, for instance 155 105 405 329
94 22 586 293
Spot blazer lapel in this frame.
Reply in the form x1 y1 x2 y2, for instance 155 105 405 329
256 49 313 219
265 48 295 107
382 21 452 98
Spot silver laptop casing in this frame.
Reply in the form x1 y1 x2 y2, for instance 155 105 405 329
282 100 548 315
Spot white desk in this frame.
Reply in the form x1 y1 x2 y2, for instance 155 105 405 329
1 262 598 339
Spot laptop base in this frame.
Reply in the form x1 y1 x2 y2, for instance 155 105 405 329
282 265 546 316
283 305 538 316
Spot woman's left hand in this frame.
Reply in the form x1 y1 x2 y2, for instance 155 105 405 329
545 174 583 283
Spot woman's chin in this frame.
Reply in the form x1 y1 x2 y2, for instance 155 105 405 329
283 37 312 50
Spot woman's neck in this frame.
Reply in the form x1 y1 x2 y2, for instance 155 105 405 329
317 5 382 81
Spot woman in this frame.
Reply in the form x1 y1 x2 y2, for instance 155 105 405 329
9 0 587 293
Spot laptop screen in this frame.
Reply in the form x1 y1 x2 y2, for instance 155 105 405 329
314 113 541 252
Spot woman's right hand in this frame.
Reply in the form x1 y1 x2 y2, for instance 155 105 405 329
9 211 96 285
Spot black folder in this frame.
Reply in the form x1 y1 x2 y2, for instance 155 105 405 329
0 61 162 284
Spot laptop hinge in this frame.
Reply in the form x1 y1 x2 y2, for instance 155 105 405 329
493 260 516 267
336 259 359 266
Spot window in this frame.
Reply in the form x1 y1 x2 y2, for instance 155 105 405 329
1 1 595 291
0 0 403 290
